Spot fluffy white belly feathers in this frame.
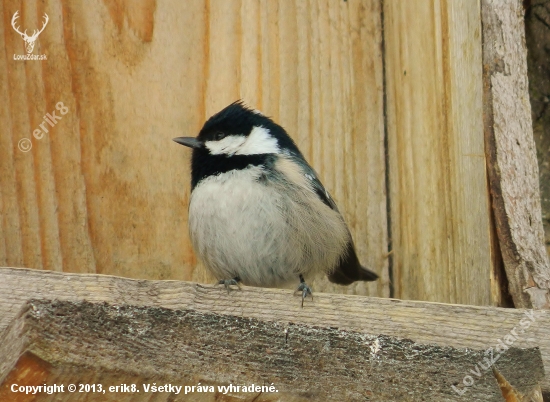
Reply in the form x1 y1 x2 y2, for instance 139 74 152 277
189 164 349 287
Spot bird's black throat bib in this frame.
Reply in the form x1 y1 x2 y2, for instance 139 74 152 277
191 151 277 189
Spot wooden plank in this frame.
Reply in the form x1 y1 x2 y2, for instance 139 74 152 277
481 0 550 309
0 300 544 401
0 266 549 398
0 0 388 298
383 0 495 305
524 0 550 261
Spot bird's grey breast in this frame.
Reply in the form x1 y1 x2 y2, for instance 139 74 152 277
188 159 349 287
188 165 294 286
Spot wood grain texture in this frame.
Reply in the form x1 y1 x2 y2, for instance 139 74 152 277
383 0 495 305
525 0 550 260
0 266 549 397
0 0 388 297
481 0 550 309
0 300 544 402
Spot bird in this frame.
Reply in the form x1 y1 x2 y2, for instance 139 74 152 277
173 101 378 306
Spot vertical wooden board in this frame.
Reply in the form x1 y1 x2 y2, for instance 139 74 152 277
445 0 494 305
351 0 389 297
258 0 280 119
204 0 241 117
1 0 208 280
294 0 312 157
0 0 23 269
300 0 388 297
239 0 261 107
0 0 388 297
384 0 493 305
482 0 550 309
277 0 299 141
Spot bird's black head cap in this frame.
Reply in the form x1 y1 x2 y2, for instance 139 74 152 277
175 101 304 189
197 100 302 155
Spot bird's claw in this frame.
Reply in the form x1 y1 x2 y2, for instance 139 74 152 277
217 276 241 293
295 275 313 307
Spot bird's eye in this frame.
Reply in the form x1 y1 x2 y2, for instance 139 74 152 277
214 131 225 141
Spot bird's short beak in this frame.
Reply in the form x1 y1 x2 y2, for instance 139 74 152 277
172 137 204 149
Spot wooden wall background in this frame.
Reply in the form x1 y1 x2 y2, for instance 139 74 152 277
0 0 506 305
384 0 494 306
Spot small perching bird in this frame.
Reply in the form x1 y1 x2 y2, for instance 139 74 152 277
173 101 378 306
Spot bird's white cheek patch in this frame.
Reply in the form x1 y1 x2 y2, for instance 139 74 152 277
205 135 247 155
236 126 280 155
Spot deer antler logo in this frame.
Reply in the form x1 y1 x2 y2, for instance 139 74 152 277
11 11 49 54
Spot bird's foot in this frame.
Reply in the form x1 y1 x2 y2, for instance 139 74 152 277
294 274 313 308
217 276 242 293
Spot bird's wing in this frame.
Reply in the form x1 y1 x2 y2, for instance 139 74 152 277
288 153 379 285
289 155 340 212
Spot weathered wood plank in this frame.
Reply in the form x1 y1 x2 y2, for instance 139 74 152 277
0 266 549 399
0 0 388 298
524 0 550 260
383 0 495 305
481 0 550 309
0 299 544 401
